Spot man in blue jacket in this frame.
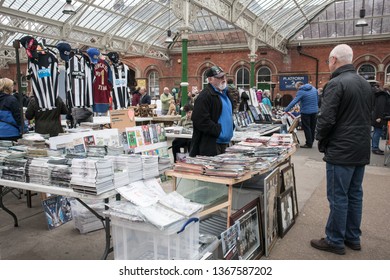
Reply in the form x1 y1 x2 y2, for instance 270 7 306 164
190 65 234 156
284 81 318 148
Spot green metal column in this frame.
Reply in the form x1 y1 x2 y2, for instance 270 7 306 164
181 37 188 116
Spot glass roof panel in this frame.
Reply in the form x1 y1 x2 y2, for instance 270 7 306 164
0 0 389 61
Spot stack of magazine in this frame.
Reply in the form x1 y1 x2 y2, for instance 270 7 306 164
112 178 203 230
70 158 114 195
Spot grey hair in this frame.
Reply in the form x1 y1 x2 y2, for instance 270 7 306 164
330 44 353 64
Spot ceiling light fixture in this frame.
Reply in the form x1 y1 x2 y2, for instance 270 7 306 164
63 0 76 15
165 3 173 44
356 0 368 27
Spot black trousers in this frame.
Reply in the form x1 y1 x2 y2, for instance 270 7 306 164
172 138 191 162
301 113 317 147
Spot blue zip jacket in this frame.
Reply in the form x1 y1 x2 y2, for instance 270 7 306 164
0 92 22 139
284 84 319 114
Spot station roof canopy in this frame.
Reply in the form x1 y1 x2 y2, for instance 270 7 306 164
0 0 389 66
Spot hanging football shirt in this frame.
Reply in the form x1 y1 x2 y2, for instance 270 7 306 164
110 62 130 109
27 49 59 110
92 58 112 113
65 53 93 108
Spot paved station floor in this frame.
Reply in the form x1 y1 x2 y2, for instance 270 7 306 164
0 130 389 260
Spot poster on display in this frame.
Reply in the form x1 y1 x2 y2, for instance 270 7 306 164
136 78 146 88
279 75 308 90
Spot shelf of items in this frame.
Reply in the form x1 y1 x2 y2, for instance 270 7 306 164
165 145 296 228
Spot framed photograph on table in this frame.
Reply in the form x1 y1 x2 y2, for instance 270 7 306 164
281 164 299 217
229 197 263 260
264 168 280 257
277 187 295 238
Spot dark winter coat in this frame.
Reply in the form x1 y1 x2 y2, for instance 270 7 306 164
0 92 22 140
189 84 234 157
25 96 68 137
371 90 390 128
316 64 372 166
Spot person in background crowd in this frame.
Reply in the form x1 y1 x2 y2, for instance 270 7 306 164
284 81 318 148
160 87 173 115
256 89 263 103
13 88 30 107
0 78 23 141
317 88 323 109
131 87 141 106
190 65 234 156
262 90 272 109
172 104 193 163
171 88 177 102
25 95 68 137
371 83 390 155
227 78 240 112
238 90 250 112
273 93 282 109
311 44 372 255
139 86 151 105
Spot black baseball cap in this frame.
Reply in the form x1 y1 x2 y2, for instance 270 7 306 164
107 52 120 64
206 65 226 78
56 42 71 61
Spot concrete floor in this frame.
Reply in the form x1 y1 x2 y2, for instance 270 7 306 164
0 130 389 260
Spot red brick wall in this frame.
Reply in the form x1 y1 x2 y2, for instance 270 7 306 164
2 40 389 98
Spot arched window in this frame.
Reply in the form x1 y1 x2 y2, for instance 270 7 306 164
148 71 159 97
257 66 271 91
202 70 208 89
358 64 376 81
236 66 250 90
385 64 390 84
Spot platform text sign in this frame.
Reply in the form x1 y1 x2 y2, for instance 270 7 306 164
279 75 308 90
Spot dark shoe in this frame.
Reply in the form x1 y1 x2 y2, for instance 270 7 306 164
300 144 312 148
310 238 346 255
344 240 361 251
372 150 384 155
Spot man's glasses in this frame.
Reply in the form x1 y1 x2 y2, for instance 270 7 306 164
326 56 335 65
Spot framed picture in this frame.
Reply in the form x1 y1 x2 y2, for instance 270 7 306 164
220 222 240 260
229 197 263 260
277 187 295 238
263 168 280 257
281 164 299 217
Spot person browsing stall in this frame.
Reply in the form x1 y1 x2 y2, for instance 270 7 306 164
172 104 193 163
284 81 318 148
189 65 234 156
311 44 372 255
139 86 151 105
0 78 23 141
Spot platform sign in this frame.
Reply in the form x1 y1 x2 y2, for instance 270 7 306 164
279 75 308 90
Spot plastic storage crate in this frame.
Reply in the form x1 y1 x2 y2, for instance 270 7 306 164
111 216 200 260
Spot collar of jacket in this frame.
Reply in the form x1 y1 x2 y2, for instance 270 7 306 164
331 64 355 79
